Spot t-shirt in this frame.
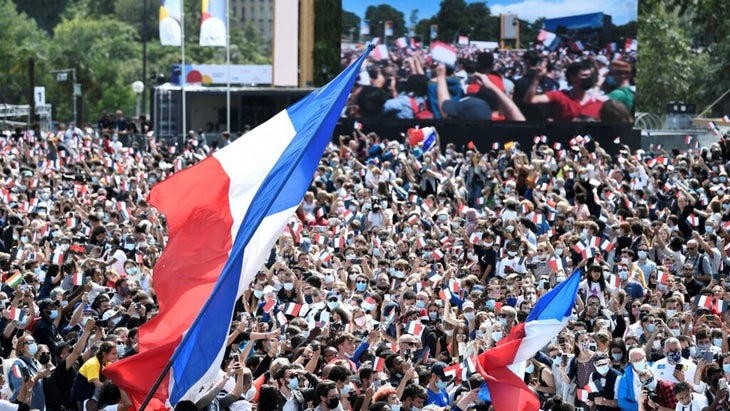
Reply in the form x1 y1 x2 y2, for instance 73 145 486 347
79 357 101 382
608 87 635 112
426 388 448 406
545 90 604 121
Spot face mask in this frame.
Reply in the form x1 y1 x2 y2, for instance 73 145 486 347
464 312 475 322
283 282 294 291
714 338 724 348
638 250 647 259
555 247 563 256
657 283 667 291
415 300 426 309
633 359 647 371
579 77 594 90
327 397 340 409
619 271 629 280
499 317 508 326
507 251 517 257
27 343 38 356
412 407 421 411
579 342 592 352
49 309 59 320
435 381 448 391
356 283 367 292
288 377 299 390
328 301 339 310
644 379 658 391
681 348 691 359
253 290 264 299
666 309 676 318
492 331 503 342
653 340 662 350
723 364 730 374
124 243 135 250
706 226 715 234
486 300 496 310
428 311 438 320
611 353 623 361
341 383 353 395
525 363 535 373
667 351 681 364
39 352 50 365
484 242 493 247
20 236 29 244
670 328 681 337
596 365 610 375
61 243 70 251
444 329 453 337
355 317 366 327
391 406 401 411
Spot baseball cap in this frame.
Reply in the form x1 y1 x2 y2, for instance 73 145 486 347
431 361 453 381
441 97 492 120
38 298 60 311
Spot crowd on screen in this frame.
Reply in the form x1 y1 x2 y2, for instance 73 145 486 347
342 42 636 124
0 105 728 411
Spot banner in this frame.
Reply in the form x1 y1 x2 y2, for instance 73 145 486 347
159 0 182 46
200 0 227 46
360 19 370 35
430 24 438 40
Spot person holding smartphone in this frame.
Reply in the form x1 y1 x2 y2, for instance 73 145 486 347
8 334 52 410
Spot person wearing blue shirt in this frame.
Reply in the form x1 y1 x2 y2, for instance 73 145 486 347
426 362 453 406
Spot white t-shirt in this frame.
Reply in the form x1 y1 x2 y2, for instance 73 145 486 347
675 393 708 411
650 358 697 387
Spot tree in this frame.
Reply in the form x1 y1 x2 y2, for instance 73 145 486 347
115 0 158 43
12 0 68 34
342 10 360 40
435 0 469 42
364 4 406 40
0 0 49 106
409 9 419 28
464 3 495 40
49 17 142 122
635 1 709 114
313 0 341 86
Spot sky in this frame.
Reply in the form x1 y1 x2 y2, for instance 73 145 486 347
342 0 638 26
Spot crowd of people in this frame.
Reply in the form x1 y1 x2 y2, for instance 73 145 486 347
0 105 727 411
343 42 636 124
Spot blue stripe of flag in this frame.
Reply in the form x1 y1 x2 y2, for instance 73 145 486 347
526 268 581 323
169 46 373 404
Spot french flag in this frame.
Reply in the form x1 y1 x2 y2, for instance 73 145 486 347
104 46 373 408
477 268 581 411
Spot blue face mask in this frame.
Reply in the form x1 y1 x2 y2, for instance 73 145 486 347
667 351 682 364
254 290 264 299
486 300 496 310
356 283 367 292
49 309 59 320
415 300 426 309
435 381 448 391
506 297 517 307
429 311 438 320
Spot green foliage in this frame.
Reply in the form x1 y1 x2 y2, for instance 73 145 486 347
435 0 469 42
342 10 360 40
635 1 709 114
0 0 49 105
313 0 342 86
12 0 68 34
364 4 406 39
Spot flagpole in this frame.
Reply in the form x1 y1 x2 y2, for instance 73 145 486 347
181 2 186 143
226 0 231 134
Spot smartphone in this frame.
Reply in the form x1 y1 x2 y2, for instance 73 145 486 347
719 378 728 392
351 258 362 264
19 366 30 381
675 364 686 373
699 350 714 363
558 336 566 345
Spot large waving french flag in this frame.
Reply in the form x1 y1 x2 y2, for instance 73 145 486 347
104 46 372 408
477 269 581 411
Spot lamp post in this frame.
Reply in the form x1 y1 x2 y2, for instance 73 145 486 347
51 68 77 125
132 80 145 120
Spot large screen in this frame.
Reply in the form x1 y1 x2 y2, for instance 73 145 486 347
340 0 638 124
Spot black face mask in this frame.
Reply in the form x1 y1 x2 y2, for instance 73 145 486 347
681 348 691 359
327 397 340 409
579 77 594 91
39 352 50 365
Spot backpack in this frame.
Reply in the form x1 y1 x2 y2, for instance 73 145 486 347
409 97 434 120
